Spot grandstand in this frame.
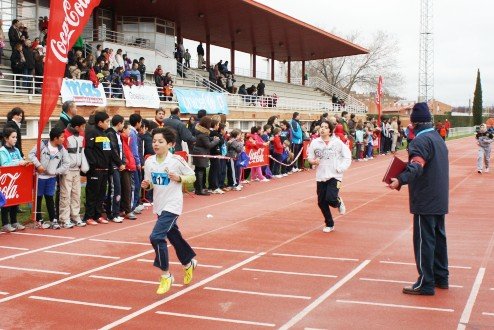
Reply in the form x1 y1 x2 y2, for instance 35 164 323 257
0 0 369 153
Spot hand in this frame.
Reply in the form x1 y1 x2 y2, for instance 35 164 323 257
37 166 45 174
312 158 320 165
213 136 220 141
168 172 181 182
389 178 400 190
119 164 126 171
19 160 28 166
141 179 150 189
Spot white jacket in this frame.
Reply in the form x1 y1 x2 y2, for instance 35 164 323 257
307 136 352 182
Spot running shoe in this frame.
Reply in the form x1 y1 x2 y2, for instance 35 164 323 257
96 217 109 224
12 223 25 231
323 226 334 233
338 198 346 215
156 274 174 294
86 219 98 226
62 221 74 229
184 259 198 285
2 224 16 232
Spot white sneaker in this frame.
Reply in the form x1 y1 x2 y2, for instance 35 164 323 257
135 204 145 212
274 175 283 178
143 202 152 207
41 221 51 229
478 170 482 174
240 180 250 184
213 188 225 194
254 178 260 182
260 178 270 182
75 220 86 227
338 198 346 215
51 220 61 230
292 168 298 173
485 168 490 173
112 216 124 223
233 186 242 191
282 173 288 177
323 226 334 233
62 221 74 229
2 224 16 232
12 223 25 231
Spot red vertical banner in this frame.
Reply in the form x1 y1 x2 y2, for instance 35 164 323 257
375 76 383 151
38 0 101 149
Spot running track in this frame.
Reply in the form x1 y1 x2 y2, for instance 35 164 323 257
0 136 492 329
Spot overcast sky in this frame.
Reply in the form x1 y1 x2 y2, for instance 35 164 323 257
186 0 492 107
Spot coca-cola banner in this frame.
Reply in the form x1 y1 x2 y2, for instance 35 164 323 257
38 0 101 149
245 146 269 169
0 165 34 207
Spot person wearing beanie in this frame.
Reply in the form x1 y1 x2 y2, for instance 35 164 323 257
60 115 87 228
389 102 449 295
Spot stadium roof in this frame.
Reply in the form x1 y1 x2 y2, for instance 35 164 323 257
98 0 368 61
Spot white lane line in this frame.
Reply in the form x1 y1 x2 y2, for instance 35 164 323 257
272 253 358 262
0 238 86 262
243 268 337 278
304 328 328 330
136 259 223 269
192 246 255 254
0 265 70 275
359 277 463 288
379 260 472 269
482 312 494 316
29 295 131 310
204 287 311 300
490 288 494 291
89 239 148 246
279 260 370 330
44 250 120 260
336 299 454 312
89 275 183 287
458 267 486 329
0 292 8 295
0 245 29 251
155 311 275 327
100 253 263 330
11 232 76 240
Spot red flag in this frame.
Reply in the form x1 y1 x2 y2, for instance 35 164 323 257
38 0 101 148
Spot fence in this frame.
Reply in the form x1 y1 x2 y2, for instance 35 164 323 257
448 126 476 138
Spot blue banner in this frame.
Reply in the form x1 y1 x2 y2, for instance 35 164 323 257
174 88 229 114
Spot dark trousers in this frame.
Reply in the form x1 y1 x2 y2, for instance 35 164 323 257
272 152 282 175
194 167 207 192
149 211 196 271
226 160 240 187
120 171 132 214
131 170 141 210
316 178 342 227
84 171 108 221
1 206 18 226
412 214 449 293
105 170 122 219
219 159 227 188
37 196 55 222
292 143 302 169
208 159 220 190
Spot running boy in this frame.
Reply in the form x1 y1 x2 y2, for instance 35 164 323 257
141 127 197 294
307 121 351 233
476 123 493 173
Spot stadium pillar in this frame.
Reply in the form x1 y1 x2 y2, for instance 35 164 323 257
230 41 235 74
206 35 211 69
302 60 306 86
287 56 291 83
271 52 275 81
252 48 257 78
176 23 182 45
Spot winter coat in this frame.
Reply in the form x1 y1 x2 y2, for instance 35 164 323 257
28 140 70 176
192 124 219 168
121 133 136 171
4 120 24 157
163 115 196 151
63 125 85 170
226 139 244 159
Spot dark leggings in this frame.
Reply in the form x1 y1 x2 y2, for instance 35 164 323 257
1 206 18 226
37 195 56 222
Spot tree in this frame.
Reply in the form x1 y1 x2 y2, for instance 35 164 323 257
472 69 483 125
305 31 404 95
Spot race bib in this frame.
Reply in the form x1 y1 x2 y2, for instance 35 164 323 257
151 171 170 186
102 141 111 150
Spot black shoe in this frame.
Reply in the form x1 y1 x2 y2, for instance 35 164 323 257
195 190 210 196
435 283 449 289
402 286 435 296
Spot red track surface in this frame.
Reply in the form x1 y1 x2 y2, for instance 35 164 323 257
0 136 493 329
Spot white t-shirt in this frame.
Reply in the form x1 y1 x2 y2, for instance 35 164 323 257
144 152 195 215
307 136 352 182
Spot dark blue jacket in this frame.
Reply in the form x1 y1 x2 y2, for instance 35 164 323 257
398 124 449 215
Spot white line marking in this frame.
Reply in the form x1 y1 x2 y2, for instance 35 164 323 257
192 246 255 254
379 260 472 269
304 328 328 330
359 277 463 288
0 245 29 251
0 238 86 262
272 253 358 262
490 288 494 291
0 265 70 275
100 253 263 330
279 260 370 330
458 267 486 328
11 232 76 240
482 312 494 316
0 292 8 295
44 250 120 260
29 295 131 310
89 275 183 287
204 287 311 300
89 239 148 246
243 268 337 278
155 311 275 327
136 259 223 269
337 299 454 312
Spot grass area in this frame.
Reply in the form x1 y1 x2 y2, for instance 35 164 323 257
446 133 475 141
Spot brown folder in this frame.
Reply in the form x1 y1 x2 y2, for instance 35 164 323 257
383 156 407 189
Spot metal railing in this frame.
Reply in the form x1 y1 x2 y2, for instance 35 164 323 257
448 126 476 138
90 27 154 49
